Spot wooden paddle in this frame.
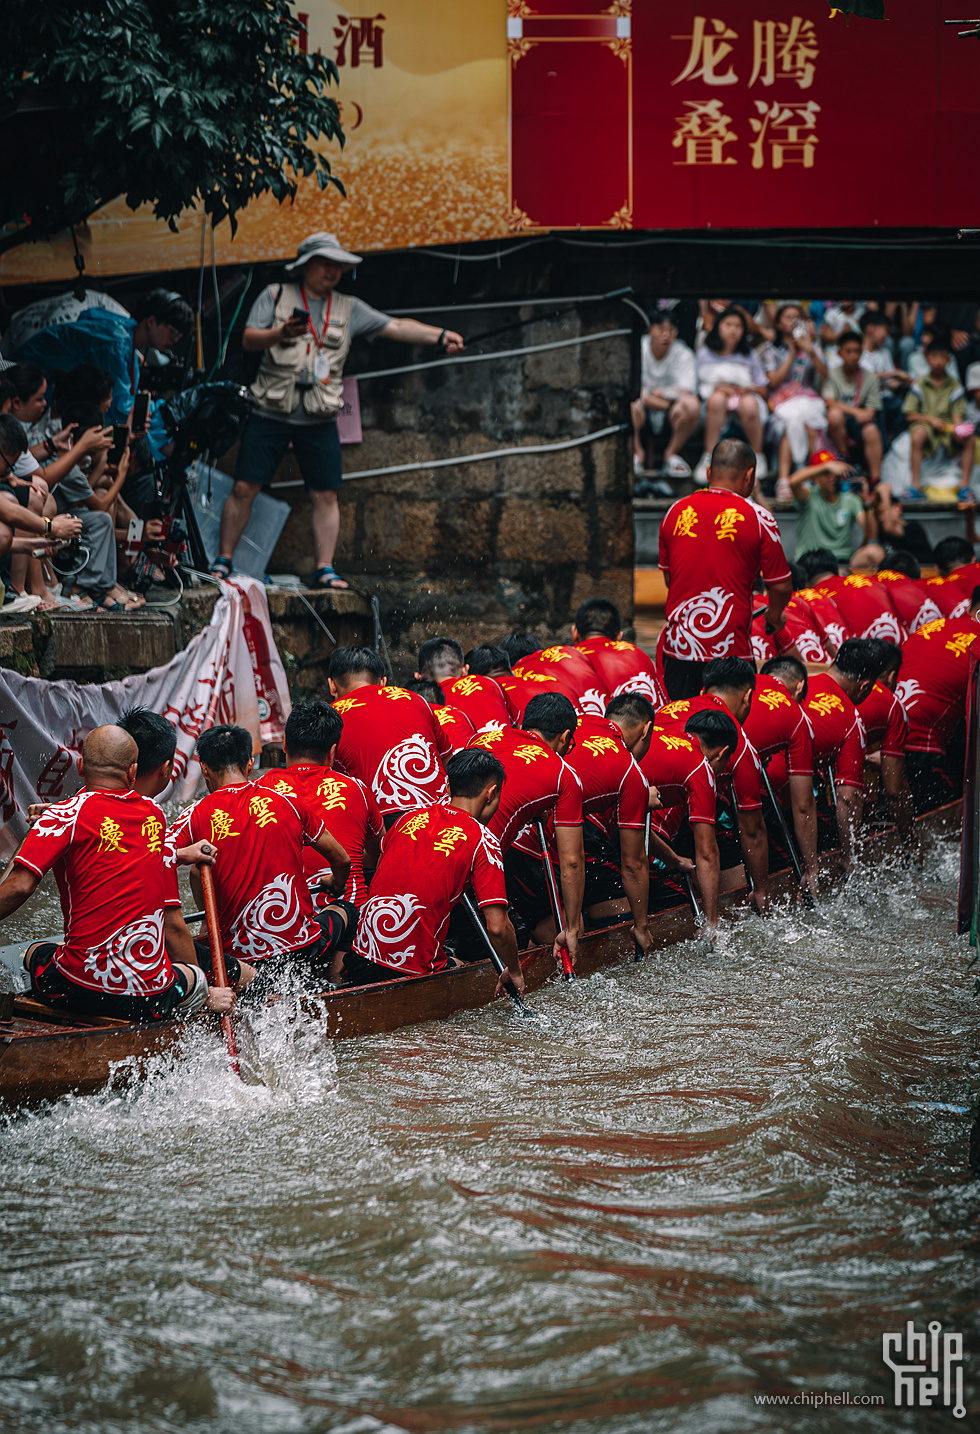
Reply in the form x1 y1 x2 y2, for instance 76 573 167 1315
535 821 576 981
460 893 543 1023
197 863 240 1077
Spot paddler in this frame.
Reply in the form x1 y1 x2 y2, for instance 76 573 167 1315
0 726 234 1022
468 693 585 964
171 724 353 995
344 749 523 996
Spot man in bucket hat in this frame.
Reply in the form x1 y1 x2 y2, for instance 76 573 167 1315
212 232 464 590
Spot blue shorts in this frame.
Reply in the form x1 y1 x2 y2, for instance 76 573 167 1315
234 410 342 491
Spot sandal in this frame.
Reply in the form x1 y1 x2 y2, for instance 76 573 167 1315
312 565 350 590
210 555 234 580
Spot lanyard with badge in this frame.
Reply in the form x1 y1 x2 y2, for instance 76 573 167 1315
299 284 333 382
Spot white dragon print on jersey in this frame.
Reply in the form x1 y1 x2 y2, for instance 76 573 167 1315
373 733 448 811
578 687 608 716
910 598 943 631
864 612 906 644
32 791 85 841
896 678 927 711
479 829 505 872
229 873 318 962
611 672 663 704
355 893 425 968
81 911 169 995
664 587 736 661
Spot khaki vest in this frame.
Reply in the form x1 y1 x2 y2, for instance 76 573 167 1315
250 282 353 419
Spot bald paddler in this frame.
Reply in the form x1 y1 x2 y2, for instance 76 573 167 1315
0 726 235 1023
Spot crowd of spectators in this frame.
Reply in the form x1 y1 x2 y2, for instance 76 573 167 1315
0 289 193 612
633 299 980 510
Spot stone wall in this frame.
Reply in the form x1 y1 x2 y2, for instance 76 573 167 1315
233 286 635 681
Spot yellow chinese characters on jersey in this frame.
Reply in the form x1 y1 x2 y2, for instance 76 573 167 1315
249 795 278 829
714 508 745 542
401 811 431 842
537 647 570 664
333 697 364 716
843 575 872 589
672 505 698 539
512 744 546 765
316 776 348 810
757 688 790 710
658 700 692 723
945 631 977 658
655 733 693 752
433 825 468 856
380 687 412 701
582 736 620 757
472 730 503 749
97 817 128 854
917 619 947 640
271 778 294 797
451 677 482 697
209 808 241 842
434 708 455 727
514 669 558 685
808 691 844 717
141 816 163 853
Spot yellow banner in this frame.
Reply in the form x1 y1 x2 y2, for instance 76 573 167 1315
0 0 509 285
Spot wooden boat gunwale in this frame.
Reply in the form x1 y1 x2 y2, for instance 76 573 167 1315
0 800 963 1107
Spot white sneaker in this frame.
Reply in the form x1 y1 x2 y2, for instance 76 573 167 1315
775 477 793 501
693 453 710 485
754 451 768 480
633 454 646 476
663 453 692 478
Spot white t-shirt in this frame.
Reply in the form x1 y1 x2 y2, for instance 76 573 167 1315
639 337 697 397
860 347 894 376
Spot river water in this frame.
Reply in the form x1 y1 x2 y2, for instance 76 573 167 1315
1 836 978 1433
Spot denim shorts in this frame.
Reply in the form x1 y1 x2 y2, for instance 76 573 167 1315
234 410 342 491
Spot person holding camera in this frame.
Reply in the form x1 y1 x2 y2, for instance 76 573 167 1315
788 450 876 564
212 232 464 591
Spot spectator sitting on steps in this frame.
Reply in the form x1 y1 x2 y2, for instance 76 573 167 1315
822 332 884 489
631 309 699 479
210 232 464 593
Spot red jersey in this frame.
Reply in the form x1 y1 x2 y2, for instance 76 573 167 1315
741 675 813 776
639 728 719 843
171 782 323 963
430 702 477 754
574 635 665 706
333 683 451 816
441 675 512 734
859 683 908 759
875 570 943 633
561 717 649 831
16 788 177 997
468 726 583 852
659 490 790 661
895 617 979 755
751 601 829 666
495 670 562 724
942 561 980 605
513 646 609 716
792 587 851 653
655 693 763 811
352 805 506 976
813 574 907 645
921 575 970 620
800 674 866 787
254 764 383 906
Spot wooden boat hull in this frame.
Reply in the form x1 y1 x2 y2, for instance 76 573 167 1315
0 801 962 1108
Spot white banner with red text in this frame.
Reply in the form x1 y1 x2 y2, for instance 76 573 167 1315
0 577 290 859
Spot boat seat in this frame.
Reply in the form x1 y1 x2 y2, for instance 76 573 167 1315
12 995 132 1029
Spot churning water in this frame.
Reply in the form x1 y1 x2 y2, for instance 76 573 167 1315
1 839 978 1433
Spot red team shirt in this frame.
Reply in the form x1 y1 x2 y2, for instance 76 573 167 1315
253 764 383 906
468 726 583 852
800 674 866 787
574 635 666 706
496 669 564 723
920 576 969 620
741 675 814 776
639 729 719 842
658 490 790 662
352 804 506 976
171 782 324 963
895 617 979 755
813 575 907 645
791 587 851 653
560 717 649 836
16 788 178 996
654 693 763 811
875 570 943 634
751 599 830 665
941 561 980 605
440 675 512 734
333 684 452 816
859 683 909 759
430 703 478 754
513 646 609 716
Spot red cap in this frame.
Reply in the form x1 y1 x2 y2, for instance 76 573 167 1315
810 449 837 467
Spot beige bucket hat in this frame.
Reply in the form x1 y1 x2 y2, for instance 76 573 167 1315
285 232 362 271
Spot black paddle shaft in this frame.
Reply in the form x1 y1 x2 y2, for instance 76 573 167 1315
459 893 538 1019
759 762 816 909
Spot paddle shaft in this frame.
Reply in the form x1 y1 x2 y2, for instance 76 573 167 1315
460 893 536 1017
759 762 815 909
197 863 240 1077
683 875 704 926
536 821 576 980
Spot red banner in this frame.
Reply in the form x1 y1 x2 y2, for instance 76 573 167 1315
509 0 980 231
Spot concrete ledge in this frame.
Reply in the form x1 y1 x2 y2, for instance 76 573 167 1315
265 587 373 620
47 614 176 673
0 623 34 660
